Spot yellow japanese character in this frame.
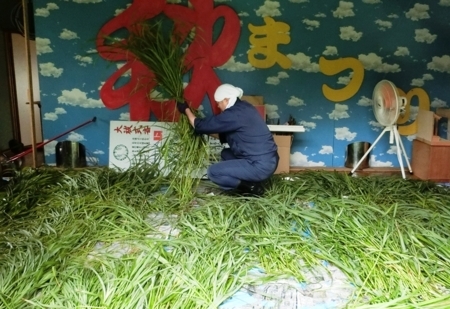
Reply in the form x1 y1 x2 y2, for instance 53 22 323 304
397 88 430 136
248 17 292 69
319 56 364 102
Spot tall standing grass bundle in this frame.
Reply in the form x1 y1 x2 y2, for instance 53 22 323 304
113 18 209 202
122 20 186 102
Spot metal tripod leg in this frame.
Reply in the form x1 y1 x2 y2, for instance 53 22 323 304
350 126 390 174
392 126 412 179
351 125 413 179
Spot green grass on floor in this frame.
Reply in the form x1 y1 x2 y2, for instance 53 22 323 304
1 167 450 308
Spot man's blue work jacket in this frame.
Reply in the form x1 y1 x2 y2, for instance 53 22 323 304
193 99 278 159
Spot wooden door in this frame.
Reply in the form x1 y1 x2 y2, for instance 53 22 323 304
0 30 20 152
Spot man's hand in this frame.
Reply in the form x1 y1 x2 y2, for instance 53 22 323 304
177 101 189 114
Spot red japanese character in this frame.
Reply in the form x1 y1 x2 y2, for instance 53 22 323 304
96 0 240 121
123 125 133 134
114 125 123 133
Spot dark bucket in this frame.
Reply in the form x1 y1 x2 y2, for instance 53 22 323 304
55 141 87 168
345 142 371 170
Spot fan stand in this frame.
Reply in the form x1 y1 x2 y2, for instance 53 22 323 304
350 124 412 179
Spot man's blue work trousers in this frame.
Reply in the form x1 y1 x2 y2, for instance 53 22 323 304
207 148 279 190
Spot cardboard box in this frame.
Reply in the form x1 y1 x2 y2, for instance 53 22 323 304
437 108 450 140
204 133 293 175
414 109 450 181
273 134 293 174
242 95 263 106
412 139 450 181
242 95 265 120
416 109 450 145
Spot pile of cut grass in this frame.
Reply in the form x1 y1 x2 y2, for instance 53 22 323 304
1 168 450 308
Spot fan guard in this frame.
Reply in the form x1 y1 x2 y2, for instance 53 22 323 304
372 80 401 127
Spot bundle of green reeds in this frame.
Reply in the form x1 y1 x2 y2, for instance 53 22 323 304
114 19 209 202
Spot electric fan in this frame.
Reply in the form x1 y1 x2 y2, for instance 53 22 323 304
350 80 412 179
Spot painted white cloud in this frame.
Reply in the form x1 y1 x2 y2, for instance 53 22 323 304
323 46 338 56
114 3 131 15
299 120 316 131
311 115 323 120
39 62 63 78
119 112 130 120
291 152 325 167
59 29 79 40
319 146 333 155
335 127 357 141
35 3 59 17
93 150 105 155
394 47 410 57
303 19 320 30
255 0 281 17
328 104 349 120
387 146 398 155
408 105 419 121
427 55 450 73
358 53 400 73
265 104 280 119
411 73 433 87
286 52 320 72
369 120 384 131
388 14 399 19
333 1 355 19
36 37 53 55
337 72 353 85
218 56 255 72
406 135 416 142
363 0 381 3
287 96 306 107
55 107 66 114
115 63 131 77
370 155 393 167
414 29 437 44
339 26 363 42
149 89 169 102
439 0 450 6
289 0 309 3
430 98 448 108
238 12 250 17
375 20 392 31
73 0 102 3
44 140 58 156
43 107 67 121
405 3 430 21
315 13 326 18
67 132 86 142
43 113 58 121
266 71 289 85
98 81 105 90
75 55 93 66
357 96 372 107
58 88 104 108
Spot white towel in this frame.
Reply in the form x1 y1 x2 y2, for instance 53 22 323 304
214 84 244 109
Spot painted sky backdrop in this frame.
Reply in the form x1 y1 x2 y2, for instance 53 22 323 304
33 0 450 168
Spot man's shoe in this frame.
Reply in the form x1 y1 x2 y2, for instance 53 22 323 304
237 180 265 197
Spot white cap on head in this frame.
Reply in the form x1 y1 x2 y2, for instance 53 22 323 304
214 84 243 109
